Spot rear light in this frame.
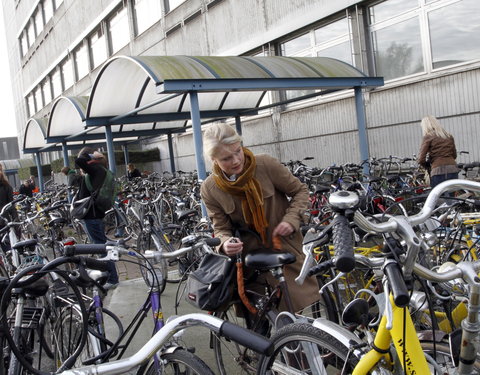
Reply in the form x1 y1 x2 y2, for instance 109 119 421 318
63 237 76 246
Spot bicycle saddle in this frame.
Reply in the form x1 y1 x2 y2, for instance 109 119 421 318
16 278 49 297
245 250 296 270
177 209 199 221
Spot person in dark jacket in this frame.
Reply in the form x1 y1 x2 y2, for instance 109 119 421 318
61 166 82 188
417 115 459 188
75 147 119 289
127 163 142 180
19 179 34 197
0 171 16 250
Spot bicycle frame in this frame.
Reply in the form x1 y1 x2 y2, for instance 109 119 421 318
353 295 430 375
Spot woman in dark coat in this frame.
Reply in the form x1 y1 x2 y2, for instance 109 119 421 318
200 123 319 313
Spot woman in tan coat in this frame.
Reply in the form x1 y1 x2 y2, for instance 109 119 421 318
200 123 319 313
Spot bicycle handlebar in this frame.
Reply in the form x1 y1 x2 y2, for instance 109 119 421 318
331 215 355 273
63 244 108 256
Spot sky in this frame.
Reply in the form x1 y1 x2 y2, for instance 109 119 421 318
0 5 19 138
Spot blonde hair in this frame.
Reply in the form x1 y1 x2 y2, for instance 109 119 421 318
203 123 243 161
421 115 452 139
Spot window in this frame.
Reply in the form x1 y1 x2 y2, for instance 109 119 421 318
281 34 311 56
51 69 62 98
314 18 352 64
27 21 35 47
61 57 74 89
165 0 185 13
20 32 28 57
134 0 162 35
371 17 423 80
34 7 44 37
89 28 107 69
44 0 54 23
34 86 44 111
74 43 89 80
108 6 130 54
369 0 418 24
428 0 480 69
42 79 52 105
27 93 36 117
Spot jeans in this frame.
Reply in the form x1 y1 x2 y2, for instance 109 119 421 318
83 218 119 284
430 172 459 188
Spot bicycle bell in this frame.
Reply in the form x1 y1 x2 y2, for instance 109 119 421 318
329 190 359 210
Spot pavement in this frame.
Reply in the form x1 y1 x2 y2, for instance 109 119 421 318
103 260 228 375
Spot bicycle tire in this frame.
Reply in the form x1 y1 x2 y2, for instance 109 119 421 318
212 300 259 375
137 349 215 375
137 232 168 293
420 342 480 374
257 322 359 374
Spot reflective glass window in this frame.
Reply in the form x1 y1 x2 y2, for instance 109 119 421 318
317 42 352 64
372 17 424 80
20 32 28 56
27 22 35 47
75 43 89 79
109 7 130 54
281 33 311 56
428 0 480 69
44 0 54 23
166 0 185 12
315 18 352 64
135 0 162 35
61 58 74 89
51 69 62 98
369 0 418 24
34 86 44 110
42 79 52 105
27 94 36 117
89 28 107 69
34 8 44 36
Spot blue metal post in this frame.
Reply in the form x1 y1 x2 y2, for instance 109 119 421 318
189 91 207 217
34 153 44 193
167 133 176 174
62 142 69 167
122 145 129 174
104 125 116 174
354 87 370 176
235 116 242 136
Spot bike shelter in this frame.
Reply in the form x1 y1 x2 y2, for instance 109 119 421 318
23 55 384 194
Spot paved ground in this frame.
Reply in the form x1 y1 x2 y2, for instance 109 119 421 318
103 261 231 375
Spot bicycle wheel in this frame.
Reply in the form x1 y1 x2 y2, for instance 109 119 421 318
138 349 215 375
212 301 259 375
258 322 358 374
103 210 119 238
421 342 480 374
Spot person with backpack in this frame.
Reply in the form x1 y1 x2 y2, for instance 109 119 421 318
75 147 119 289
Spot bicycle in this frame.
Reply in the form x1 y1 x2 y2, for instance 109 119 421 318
264 179 480 374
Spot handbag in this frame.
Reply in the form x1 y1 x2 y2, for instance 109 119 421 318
185 253 235 311
70 194 94 220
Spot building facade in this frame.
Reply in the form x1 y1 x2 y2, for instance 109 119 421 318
2 0 480 171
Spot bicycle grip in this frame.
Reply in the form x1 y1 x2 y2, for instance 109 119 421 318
383 261 410 307
220 321 273 356
332 215 355 273
205 237 221 247
64 244 107 256
83 257 111 272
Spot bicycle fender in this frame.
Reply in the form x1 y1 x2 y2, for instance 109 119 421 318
312 318 364 357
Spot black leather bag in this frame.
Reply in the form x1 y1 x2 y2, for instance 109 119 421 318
70 195 94 220
185 253 235 311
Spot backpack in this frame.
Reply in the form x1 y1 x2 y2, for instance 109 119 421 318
84 167 116 214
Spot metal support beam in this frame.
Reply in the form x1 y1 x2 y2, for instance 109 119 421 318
62 142 69 167
167 133 176 174
235 116 242 136
189 92 207 217
34 153 44 193
354 87 370 175
122 145 129 175
104 125 116 174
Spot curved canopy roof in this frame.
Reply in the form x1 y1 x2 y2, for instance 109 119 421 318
23 117 47 151
85 55 381 129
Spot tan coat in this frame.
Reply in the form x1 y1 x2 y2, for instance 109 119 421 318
418 134 458 174
201 153 320 312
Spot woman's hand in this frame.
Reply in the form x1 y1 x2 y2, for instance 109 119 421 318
272 222 294 237
223 237 243 256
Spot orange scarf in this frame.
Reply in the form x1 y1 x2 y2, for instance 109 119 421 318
213 147 268 244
